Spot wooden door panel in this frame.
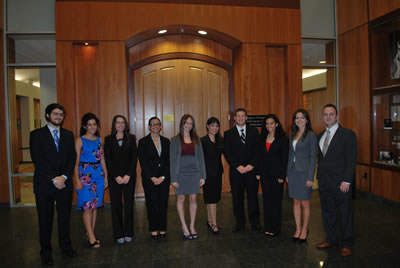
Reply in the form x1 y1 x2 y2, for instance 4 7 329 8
134 59 230 194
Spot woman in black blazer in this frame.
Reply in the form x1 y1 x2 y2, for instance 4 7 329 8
201 117 224 234
104 115 137 244
138 117 170 239
257 114 289 237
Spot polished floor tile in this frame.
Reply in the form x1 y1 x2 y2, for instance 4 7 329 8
1 191 400 267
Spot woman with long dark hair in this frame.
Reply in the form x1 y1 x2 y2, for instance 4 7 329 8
74 113 108 248
138 117 170 240
201 117 224 234
170 114 206 240
257 114 289 237
286 109 317 243
104 115 137 244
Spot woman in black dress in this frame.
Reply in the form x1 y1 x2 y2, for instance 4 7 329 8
104 115 137 244
257 114 289 237
201 117 224 234
138 117 170 240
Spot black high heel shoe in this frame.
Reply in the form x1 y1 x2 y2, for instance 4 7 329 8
211 224 221 235
206 221 212 230
151 232 159 240
298 229 309 243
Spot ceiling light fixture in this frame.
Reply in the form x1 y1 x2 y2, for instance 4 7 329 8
84 42 89 46
319 60 326 64
158 30 167 34
198 30 207 35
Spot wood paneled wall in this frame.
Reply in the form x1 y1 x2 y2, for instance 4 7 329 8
129 35 232 66
336 0 368 35
55 2 301 44
371 167 400 203
338 24 370 165
233 44 302 132
337 0 400 202
369 0 400 21
0 0 10 204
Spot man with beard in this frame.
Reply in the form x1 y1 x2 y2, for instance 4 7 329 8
30 103 77 265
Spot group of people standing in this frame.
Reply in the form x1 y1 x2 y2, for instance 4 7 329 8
30 102 357 265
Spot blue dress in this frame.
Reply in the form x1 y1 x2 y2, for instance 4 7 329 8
77 137 105 210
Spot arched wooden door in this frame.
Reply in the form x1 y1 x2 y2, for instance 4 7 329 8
133 59 230 195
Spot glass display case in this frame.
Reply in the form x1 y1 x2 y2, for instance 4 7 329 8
373 93 400 167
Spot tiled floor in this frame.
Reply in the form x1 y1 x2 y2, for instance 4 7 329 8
1 191 399 267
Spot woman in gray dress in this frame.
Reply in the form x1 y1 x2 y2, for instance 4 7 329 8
286 109 317 243
170 114 206 240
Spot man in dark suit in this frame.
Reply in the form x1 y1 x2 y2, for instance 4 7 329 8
316 104 357 257
224 108 261 232
30 103 77 265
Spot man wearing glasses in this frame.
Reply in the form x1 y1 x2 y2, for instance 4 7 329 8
30 103 77 265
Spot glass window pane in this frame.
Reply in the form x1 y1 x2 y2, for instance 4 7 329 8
302 39 335 66
302 68 336 134
12 176 35 205
8 67 57 174
7 35 55 64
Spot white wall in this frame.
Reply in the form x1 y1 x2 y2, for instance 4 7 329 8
7 0 55 32
301 0 336 38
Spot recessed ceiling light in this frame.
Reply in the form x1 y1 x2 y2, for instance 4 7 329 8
84 42 89 46
319 60 326 64
198 30 207 35
158 30 167 34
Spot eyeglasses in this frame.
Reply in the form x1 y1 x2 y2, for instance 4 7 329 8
150 122 161 126
51 112 64 117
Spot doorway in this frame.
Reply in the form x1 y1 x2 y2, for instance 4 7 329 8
132 59 230 195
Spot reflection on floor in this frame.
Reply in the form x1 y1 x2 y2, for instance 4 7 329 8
1 191 399 267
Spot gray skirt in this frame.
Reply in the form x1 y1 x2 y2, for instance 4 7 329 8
175 155 201 195
287 167 312 201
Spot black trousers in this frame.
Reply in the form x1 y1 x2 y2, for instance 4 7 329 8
35 189 73 256
319 189 353 248
229 171 260 226
260 177 284 234
109 179 135 239
142 178 170 232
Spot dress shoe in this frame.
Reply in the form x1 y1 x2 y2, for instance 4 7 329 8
62 248 77 257
341 247 352 257
151 233 159 240
251 224 262 232
41 255 54 265
232 224 244 233
298 229 309 243
316 242 332 249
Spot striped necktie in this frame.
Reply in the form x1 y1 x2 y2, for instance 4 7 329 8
240 128 246 144
53 129 60 152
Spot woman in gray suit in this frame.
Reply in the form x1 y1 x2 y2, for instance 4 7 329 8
286 109 317 243
170 114 206 240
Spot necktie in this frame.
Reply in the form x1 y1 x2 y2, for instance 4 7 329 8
240 128 246 144
322 129 330 156
53 129 60 152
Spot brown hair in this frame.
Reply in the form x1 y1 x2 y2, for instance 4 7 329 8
179 114 200 145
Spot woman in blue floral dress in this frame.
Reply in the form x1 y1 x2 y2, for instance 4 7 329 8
74 113 108 248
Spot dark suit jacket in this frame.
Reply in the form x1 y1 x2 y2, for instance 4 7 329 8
258 135 289 179
104 134 137 182
138 134 170 181
30 126 76 194
317 125 357 191
224 124 260 175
